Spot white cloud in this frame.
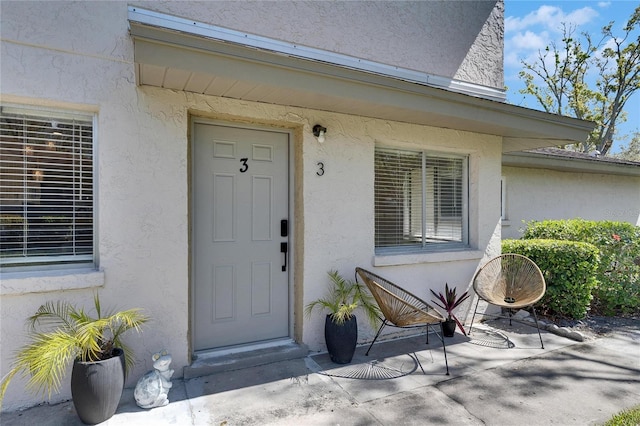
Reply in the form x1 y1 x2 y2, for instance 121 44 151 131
506 5 599 33
504 3 601 77
564 7 600 27
597 2 611 9
505 5 559 32
510 30 549 50
504 28 551 69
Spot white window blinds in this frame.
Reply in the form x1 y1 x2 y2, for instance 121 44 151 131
0 106 94 267
374 146 468 253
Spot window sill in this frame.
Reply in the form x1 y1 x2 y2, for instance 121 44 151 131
373 249 484 267
0 268 105 296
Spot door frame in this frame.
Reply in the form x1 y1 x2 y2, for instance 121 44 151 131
188 117 296 358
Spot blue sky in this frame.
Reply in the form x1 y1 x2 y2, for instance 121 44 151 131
504 0 639 153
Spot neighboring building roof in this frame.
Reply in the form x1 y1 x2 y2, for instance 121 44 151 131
128 6 595 153
503 147 640 176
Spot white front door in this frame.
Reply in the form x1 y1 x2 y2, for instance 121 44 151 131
193 122 290 351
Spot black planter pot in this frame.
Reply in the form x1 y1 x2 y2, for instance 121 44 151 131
71 348 126 425
441 319 457 337
325 315 358 364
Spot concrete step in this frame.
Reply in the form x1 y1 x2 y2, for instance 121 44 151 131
183 340 309 379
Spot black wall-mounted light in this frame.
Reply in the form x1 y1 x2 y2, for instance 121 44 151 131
312 124 327 143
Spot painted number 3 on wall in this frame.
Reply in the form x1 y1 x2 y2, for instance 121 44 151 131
239 158 249 173
316 162 325 176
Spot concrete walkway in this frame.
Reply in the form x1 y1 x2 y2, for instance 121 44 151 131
2 320 639 425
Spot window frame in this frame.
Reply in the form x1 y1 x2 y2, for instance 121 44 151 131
0 104 97 270
374 145 469 255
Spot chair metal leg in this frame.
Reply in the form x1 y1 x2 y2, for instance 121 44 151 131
468 298 481 336
531 307 544 349
365 320 388 356
411 352 426 375
430 324 450 375
442 338 450 376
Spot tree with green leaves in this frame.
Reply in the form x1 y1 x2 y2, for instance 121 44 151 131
612 131 640 161
519 6 640 156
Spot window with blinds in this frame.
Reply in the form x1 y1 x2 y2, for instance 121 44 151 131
0 106 95 267
374 146 468 253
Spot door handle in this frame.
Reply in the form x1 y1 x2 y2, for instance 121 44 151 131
280 242 288 272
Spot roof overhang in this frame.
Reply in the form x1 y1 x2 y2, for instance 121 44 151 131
128 7 595 153
503 151 640 176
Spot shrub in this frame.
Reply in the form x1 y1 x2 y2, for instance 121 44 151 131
502 239 599 319
523 219 640 316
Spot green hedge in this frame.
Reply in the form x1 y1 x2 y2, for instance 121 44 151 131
502 239 599 319
523 219 640 315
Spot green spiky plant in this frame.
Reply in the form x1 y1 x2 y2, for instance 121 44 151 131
430 283 470 335
0 293 148 406
305 270 381 328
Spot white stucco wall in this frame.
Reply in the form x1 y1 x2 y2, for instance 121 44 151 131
131 0 504 89
1 1 503 410
502 166 640 239
298 119 502 351
1 1 191 410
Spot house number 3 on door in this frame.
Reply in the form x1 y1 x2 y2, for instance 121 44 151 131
239 158 249 173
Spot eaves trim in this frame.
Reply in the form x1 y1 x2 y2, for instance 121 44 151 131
128 6 595 152
503 151 640 176
128 6 505 102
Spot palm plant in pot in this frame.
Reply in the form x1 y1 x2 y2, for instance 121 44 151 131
0 293 148 424
305 270 380 364
430 283 470 337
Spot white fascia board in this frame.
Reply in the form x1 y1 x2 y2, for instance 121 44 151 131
127 6 506 102
503 152 640 176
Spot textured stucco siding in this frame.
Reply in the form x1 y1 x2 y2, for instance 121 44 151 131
1 1 190 411
1 1 503 411
131 0 504 88
502 166 640 239
454 0 504 88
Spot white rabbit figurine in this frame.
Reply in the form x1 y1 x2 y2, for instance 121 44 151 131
134 350 174 409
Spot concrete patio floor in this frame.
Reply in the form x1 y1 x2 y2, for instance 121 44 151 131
1 319 639 425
